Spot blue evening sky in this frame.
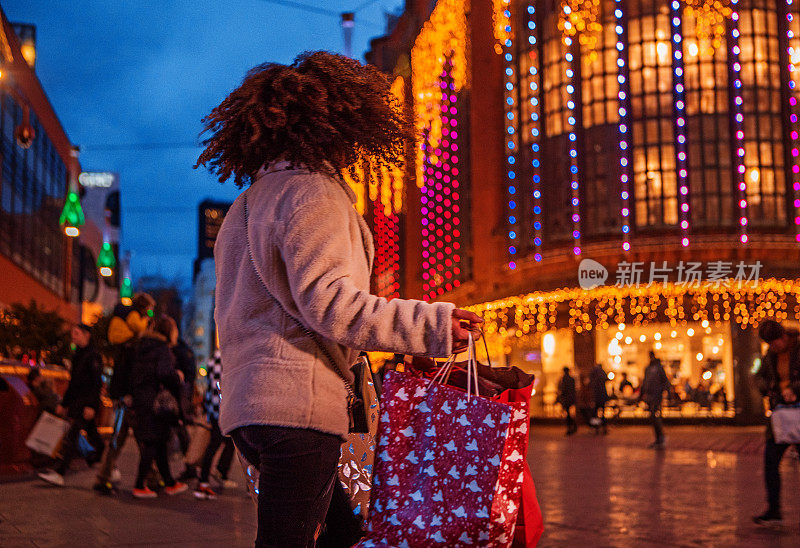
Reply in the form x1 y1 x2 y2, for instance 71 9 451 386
5 0 402 286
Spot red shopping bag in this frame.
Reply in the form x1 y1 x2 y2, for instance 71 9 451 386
359 350 530 546
495 385 543 547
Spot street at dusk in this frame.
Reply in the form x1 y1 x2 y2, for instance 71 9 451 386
4 0 800 546
2 426 800 546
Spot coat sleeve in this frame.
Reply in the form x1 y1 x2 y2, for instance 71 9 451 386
277 195 454 357
156 347 181 394
88 351 103 411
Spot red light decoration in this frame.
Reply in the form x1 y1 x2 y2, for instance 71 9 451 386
421 55 466 301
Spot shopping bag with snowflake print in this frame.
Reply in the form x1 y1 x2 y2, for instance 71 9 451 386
357 335 529 547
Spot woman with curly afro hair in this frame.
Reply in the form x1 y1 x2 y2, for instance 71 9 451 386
198 51 482 547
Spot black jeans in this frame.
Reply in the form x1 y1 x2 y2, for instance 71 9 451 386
136 438 175 489
199 418 235 483
764 431 800 514
563 404 576 433
57 415 104 476
231 425 342 548
648 404 664 443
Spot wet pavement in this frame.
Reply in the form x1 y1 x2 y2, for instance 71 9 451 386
530 425 800 547
0 425 798 546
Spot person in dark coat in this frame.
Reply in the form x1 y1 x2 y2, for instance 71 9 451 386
590 363 610 434
752 320 800 525
557 366 577 435
129 315 188 498
38 324 105 486
168 322 198 480
640 351 670 449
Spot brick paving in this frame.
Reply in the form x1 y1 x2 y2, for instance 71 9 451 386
0 425 799 546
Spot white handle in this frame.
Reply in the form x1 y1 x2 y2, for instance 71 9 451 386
465 332 479 401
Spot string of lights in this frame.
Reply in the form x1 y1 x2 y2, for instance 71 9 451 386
615 0 631 252
564 32 581 257
495 0 519 270
466 278 800 336
729 0 748 244
671 1 690 248
527 3 543 262
784 0 800 241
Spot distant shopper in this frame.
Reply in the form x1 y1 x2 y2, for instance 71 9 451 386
129 315 188 498
107 293 155 345
590 363 610 434
26 368 60 415
38 324 105 486
94 293 155 494
557 367 577 435
752 320 800 526
577 374 594 427
640 351 670 449
169 320 198 480
194 351 236 500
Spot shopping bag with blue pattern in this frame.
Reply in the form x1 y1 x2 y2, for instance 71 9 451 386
357 334 529 547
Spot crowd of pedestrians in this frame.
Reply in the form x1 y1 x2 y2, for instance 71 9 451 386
556 352 674 448
33 292 236 502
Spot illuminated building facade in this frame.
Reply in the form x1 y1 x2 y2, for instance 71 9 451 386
0 11 81 322
365 0 800 421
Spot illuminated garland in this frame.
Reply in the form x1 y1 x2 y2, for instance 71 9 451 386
615 0 631 252
784 1 800 241
421 56 463 301
683 0 733 55
528 3 543 262
412 0 469 189
558 0 602 62
671 1 690 247
563 29 582 256
729 0 748 244
373 200 400 299
495 0 520 269
466 278 800 336
492 0 513 55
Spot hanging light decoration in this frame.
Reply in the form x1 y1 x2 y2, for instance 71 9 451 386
59 183 85 237
558 0 602 61
682 0 733 55
96 240 116 277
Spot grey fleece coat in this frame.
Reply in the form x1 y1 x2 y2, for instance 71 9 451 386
214 162 455 437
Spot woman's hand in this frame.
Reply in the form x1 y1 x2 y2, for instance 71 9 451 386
451 309 483 353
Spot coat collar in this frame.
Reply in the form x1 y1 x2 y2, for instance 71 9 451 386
256 161 357 205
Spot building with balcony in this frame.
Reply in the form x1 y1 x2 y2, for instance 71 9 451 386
363 0 800 421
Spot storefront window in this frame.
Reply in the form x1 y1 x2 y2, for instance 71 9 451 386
595 322 735 417
628 3 678 228
739 6 785 225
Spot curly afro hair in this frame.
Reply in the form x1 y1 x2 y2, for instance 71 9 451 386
196 51 411 187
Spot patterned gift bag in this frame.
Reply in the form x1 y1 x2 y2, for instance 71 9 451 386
338 362 380 518
359 336 529 547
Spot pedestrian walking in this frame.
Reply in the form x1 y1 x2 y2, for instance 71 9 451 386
38 323 105 487
129 315 188 499
557 366 577 435
590 363 610 434
640 350 670 449
753 320 800 526
169 323 199 482
94 294 154 495
198 50 482 547
193 350 237 500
